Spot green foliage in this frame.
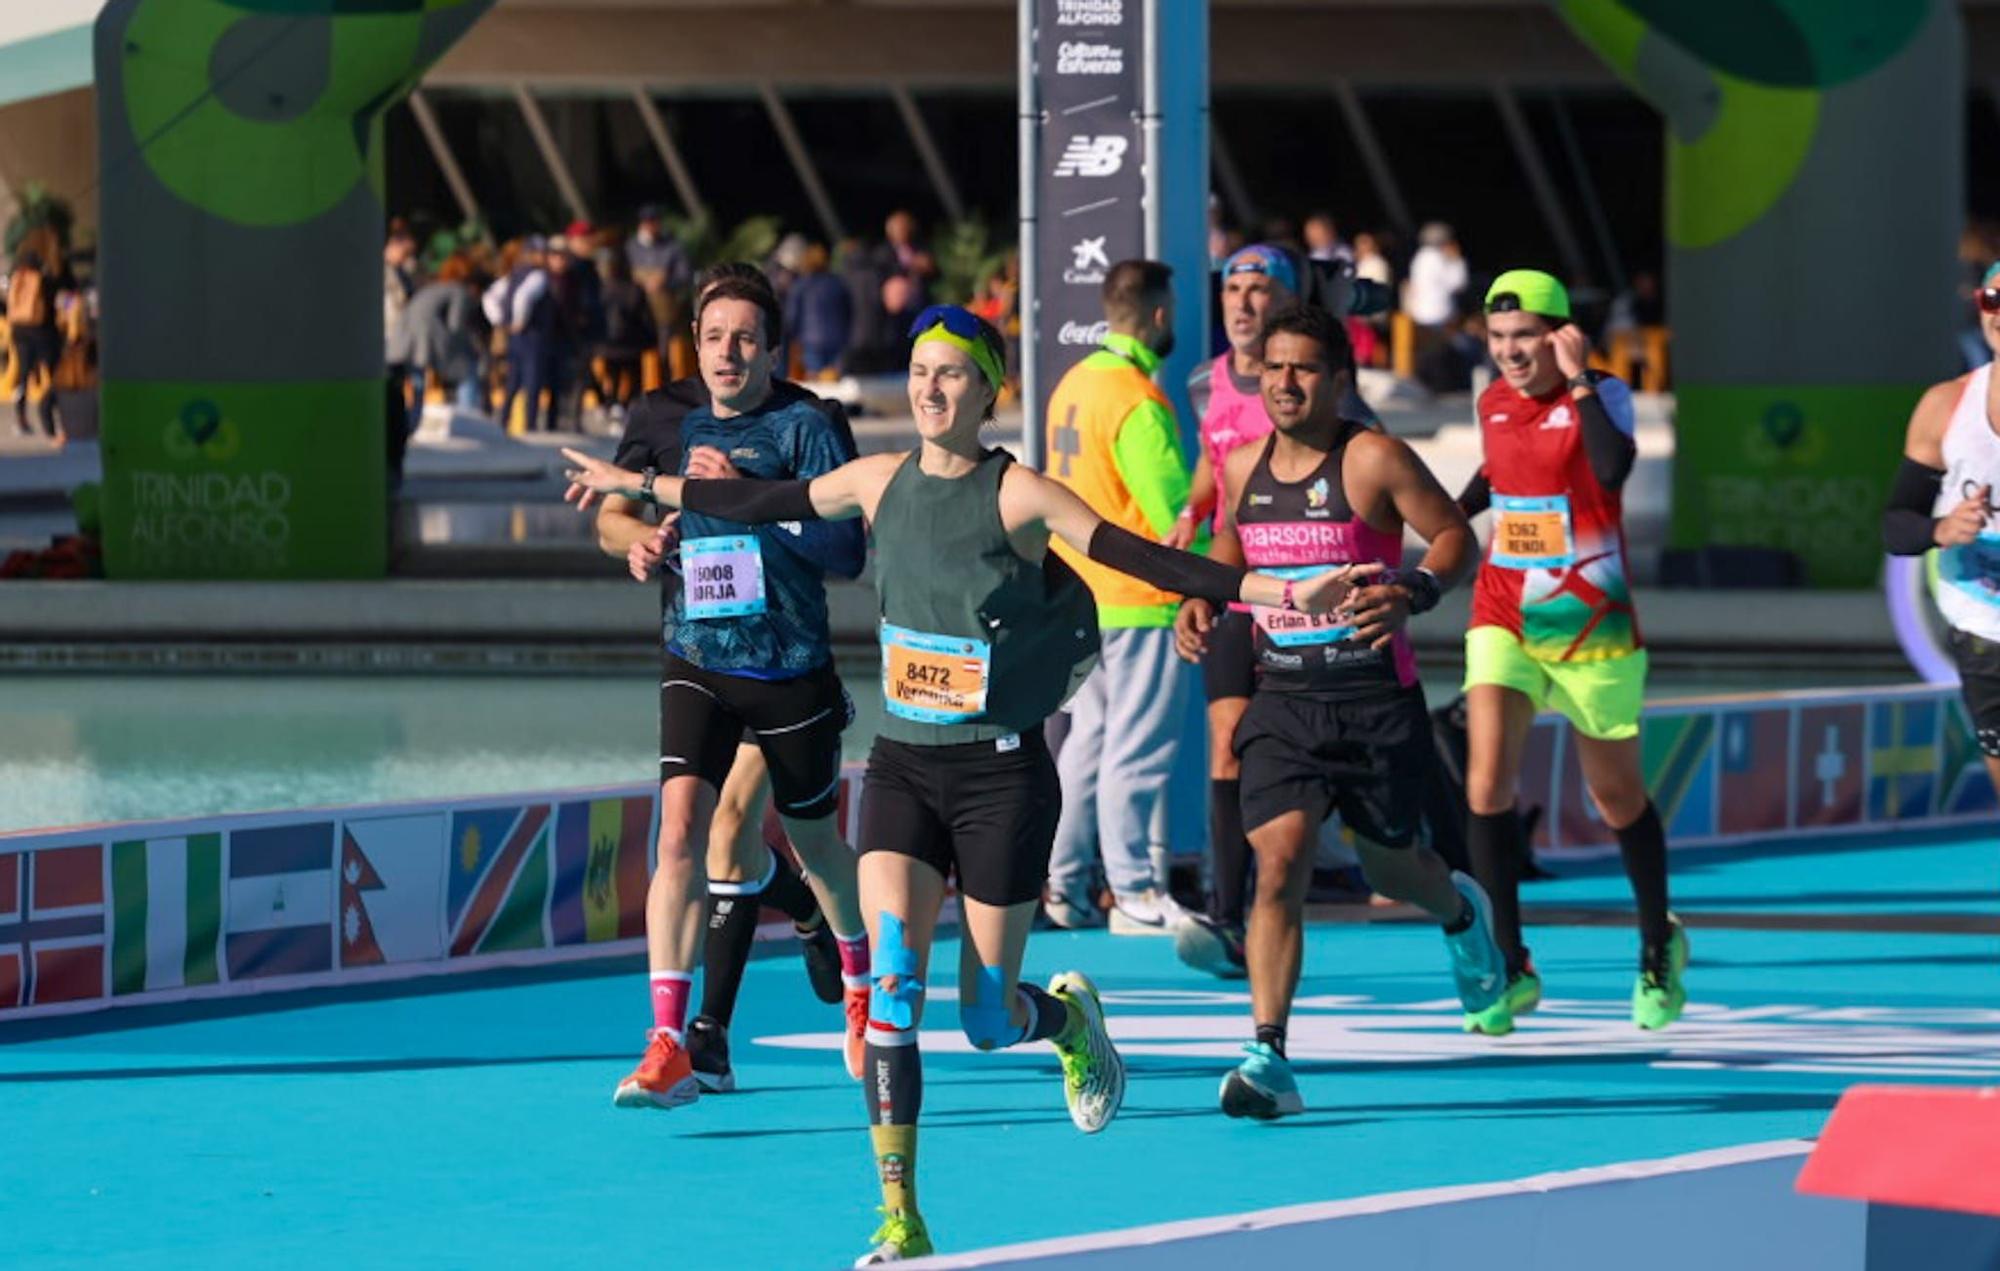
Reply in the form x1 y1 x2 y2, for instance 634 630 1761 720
4 182 75 260
662 212 782 269
422 216 491 269
932 219 1008 306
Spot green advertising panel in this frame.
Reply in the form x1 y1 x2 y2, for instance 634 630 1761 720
1670 385 1919 587
94 0 490 579
102 381 384 578
1559 0 1961 589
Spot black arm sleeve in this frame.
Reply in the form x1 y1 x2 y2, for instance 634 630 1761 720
1576 389 1637 490
1457 471 1492 518
1883 457 1945 556
1086 522 1246 605
680 478 822 525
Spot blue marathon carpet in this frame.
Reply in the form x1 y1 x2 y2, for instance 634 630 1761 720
2 825 1994 1269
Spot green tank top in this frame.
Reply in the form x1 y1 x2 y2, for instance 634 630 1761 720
872 448 1101 746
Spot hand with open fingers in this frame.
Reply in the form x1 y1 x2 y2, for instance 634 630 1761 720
685 445 742 481
1161 514 1198 551
1174 598 1215 664
1288 561 1382 615
1936 486 1992 547
1550 325 1591 381
560 447 639 509
1339 579 1412 649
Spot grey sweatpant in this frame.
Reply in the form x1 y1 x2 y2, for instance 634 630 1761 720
1048 625 1197 899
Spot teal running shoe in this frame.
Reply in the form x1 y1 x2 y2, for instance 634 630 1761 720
1443 871 1506 1014
1219 1041 1304 1120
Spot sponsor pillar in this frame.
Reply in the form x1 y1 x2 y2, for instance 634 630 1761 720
93 0 493 578
1023 0 1150 467
1558 1 1961 587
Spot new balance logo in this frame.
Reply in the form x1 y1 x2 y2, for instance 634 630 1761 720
1053 135 1128 177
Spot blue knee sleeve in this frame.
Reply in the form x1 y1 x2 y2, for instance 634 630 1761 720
959 964 1025 1051
869 913 924 1031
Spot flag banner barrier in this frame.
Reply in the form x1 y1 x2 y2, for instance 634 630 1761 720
0 771 865 1023
3 681 1991 1023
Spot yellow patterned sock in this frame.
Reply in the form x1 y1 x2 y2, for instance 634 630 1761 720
870 1123 918 1214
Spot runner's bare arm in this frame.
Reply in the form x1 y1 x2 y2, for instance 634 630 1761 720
1364 432 1475 592
1003 463 1374 613
594 493 657 557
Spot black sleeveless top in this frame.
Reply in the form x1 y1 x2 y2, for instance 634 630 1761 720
1233 432 1416 698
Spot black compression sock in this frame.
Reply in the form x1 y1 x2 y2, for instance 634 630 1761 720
1468 810 1526 975
1615 801 1673 951
699 878 765 1027
762 854 821 927
1254 1023 1287 1059
1019 983 1072 1044
1209 778 1248 927
1442 895 1474 935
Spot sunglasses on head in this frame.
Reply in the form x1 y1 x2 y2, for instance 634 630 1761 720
1979 287 2000 314
908 304 983 342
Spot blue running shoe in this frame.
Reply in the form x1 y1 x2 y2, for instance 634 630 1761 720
1218 1042 1304 1120
1444 871 1506 1015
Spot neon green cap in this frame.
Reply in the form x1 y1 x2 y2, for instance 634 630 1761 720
1484 269 1571 321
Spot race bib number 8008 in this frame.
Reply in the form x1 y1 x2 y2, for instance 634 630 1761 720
681 535 768 619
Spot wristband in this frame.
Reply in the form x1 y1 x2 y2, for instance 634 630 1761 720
1401 567 1442 615
1281 578 1298 612
1567 372 1595 392
638 466 660 505
1176 506 1197 521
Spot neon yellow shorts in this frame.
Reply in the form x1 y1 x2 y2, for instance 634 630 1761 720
1463 625 1647 741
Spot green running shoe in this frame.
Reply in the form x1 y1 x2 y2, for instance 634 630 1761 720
1463 963 1542 1036
1050 971 1125 1134
854 1208 933 1266
1219 1041 1304 1120
1633 916 1690 1031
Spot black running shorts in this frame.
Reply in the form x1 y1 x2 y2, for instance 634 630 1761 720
659 652 847 819
1201 607 1256 704
1949 627 2000 757
1234 685 1432 847
859 727 1061 906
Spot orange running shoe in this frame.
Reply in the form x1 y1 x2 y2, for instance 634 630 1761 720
843 984 869 1081
612 1030 700 1110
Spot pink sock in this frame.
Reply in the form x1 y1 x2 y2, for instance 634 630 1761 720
649 971 693 1040
836 933 870 989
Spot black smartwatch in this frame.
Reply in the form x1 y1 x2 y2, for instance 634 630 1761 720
638 465 660 505
1567 372 1596 392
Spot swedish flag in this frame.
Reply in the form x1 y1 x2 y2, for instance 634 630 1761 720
1867 699 1939 822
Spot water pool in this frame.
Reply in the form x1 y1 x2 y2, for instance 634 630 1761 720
0 665 1916 834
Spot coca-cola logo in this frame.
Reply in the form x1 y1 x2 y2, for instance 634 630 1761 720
1058 320 1109 347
